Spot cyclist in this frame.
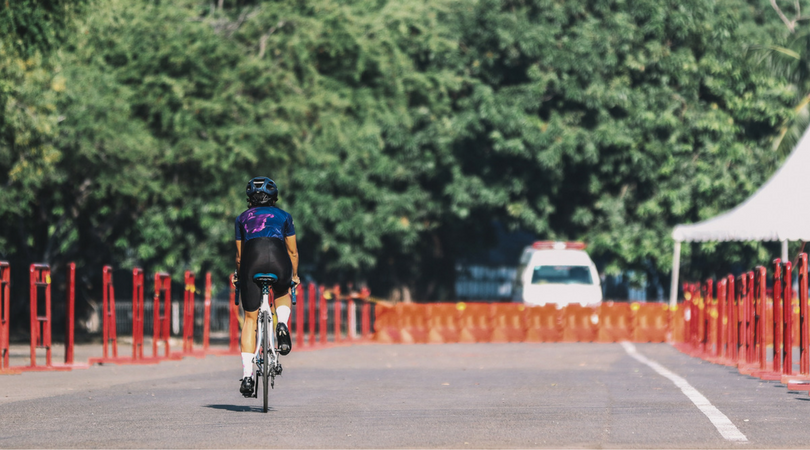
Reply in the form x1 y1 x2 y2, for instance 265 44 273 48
233 177 299 396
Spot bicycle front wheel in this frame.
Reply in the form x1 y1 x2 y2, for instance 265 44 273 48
262 311 270 413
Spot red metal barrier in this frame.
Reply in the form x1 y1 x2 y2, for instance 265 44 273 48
705 279 714 357
101 266 118 359
230 274 241 351
756 267 768 372
800 254 809 376
783 262 794 376
132 268 145 360
203 273 211 351
182 271 195 354
715 278 725 360
295 284 304 348
228 273 240 354
308 283 316 346
726 275 737 363
29 264 55 369
153 272 171 358
319 285 327 344
64 262 76 365
773 259 783 374
0 262 10 372
744 271 756 367
333 285 342 343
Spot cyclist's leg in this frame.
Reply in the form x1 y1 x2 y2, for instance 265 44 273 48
239 238 266 394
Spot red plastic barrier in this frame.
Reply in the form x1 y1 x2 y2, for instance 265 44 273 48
203 273 211 351
670 304 685 343
562 304 598 342
182 271 195 353
634 303 669 343
597 302 633 343
398 303 429 344
0 262 9 371
524 305 562 342
132 268 145 360
458 303 492 343
101 266 118 359
372 304 401 343
153 272 171 358
491 304 527 343
427 303 461 343
29 264 53 368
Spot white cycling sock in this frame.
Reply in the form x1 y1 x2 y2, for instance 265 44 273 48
241 352 253 379
277 305 291 326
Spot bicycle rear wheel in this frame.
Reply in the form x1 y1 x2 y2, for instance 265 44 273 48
262 311 270 413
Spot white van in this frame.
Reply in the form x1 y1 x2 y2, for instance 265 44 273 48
515 241 602 307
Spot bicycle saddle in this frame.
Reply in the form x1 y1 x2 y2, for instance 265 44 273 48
252 273 278 286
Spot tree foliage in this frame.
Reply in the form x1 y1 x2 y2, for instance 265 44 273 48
0 0 799 318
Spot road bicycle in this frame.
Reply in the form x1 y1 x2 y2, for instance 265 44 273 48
249 273 296 413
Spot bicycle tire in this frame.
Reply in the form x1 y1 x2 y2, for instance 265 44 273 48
262 311 270 413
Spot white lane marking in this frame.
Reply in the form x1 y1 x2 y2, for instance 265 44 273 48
621 342 747 443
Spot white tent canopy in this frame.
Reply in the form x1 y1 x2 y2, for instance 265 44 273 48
669 126 810 305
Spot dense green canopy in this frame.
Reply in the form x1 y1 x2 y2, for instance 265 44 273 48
0 0 799 313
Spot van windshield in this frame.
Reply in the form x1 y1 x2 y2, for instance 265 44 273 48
531 265 593 285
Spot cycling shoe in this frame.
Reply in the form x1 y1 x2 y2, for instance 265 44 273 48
276 322 292 355
240 377 254 397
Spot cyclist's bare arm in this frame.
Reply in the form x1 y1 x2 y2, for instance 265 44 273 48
235 240 242 273
285 235 299 284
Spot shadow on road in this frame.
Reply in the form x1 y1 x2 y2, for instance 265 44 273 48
204 404 273 413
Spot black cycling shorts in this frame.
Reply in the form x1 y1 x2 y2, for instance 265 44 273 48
239 237 292 312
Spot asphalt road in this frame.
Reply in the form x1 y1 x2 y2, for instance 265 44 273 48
1 342 809 448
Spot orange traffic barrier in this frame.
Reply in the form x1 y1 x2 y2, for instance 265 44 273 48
427 304 461 343
597 302 633 342
633 303 669 343
670 305 685 343
490 304 527 343
372 304 401 343
458 303 493 343
398 303 429 344
562 305 598 342
524 305 562 342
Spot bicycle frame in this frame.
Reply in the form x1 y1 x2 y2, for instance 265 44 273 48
254 288 278 378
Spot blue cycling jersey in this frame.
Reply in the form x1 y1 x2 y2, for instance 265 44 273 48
235 206 296 242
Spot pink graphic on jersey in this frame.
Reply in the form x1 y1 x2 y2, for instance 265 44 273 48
244 211 275 234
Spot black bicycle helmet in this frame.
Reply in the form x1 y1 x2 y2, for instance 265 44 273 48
245 177 278 206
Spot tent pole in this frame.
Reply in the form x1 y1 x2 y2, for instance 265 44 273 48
669 241 681 308
782 239 789 262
